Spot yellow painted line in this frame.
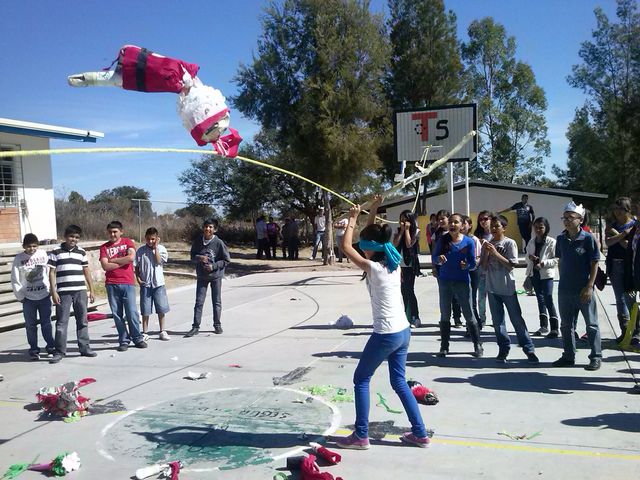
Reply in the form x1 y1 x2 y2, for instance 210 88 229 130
333 428 640 461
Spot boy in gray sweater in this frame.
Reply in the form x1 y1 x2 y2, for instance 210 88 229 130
185 218 231 337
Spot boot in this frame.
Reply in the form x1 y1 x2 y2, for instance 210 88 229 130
533 314 549 336
438 322 451 356
617 314 630 343
547 317 559 338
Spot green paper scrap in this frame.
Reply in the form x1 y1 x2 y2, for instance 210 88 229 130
2 456 38 480
63 411 82 423
331 388 355 403
515 289 527 295
2 463 30 480
497 430 542 441
302 385 334 396
273 473 289 480
376 393 402 414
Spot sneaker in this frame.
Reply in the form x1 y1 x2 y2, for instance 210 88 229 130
410 323 417 329
29 351 40 361
400 432 430 448
526 352 540 364
80 350 98 357
495 352 509 363
473 344 484 358
335 432 370 450
454 321 463 328
159 331 170 341
46 347 56 356
532 328 549 336
49 353 63 364
117 344 129 352
552 357 575 367
464 331 471 338
546 330 559 339
142 333 150 342
412 317 422 328
436 349 448 358
584 358 601 371
185 327 199 338
134 341 148 349
214 325 223 335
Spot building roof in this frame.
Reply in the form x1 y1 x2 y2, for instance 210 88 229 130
0 118 104 143
383 178 608 209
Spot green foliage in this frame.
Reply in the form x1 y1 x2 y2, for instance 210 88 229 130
67 191 85 204
174 204 215 219
558 0 640 202
384 0 466 194
233 0 390 196
387 0 464 108
90 185 153 217
462 17 550 185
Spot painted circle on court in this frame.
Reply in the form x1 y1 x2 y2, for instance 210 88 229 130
98 387 341 472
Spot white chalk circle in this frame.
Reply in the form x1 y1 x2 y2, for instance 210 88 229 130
97 387 341 473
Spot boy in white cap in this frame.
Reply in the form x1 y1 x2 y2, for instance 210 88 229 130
553 201 602 370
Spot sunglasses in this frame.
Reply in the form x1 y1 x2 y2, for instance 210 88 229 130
479 217 490 221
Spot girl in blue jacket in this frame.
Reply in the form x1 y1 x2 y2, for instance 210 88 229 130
432 213 483 358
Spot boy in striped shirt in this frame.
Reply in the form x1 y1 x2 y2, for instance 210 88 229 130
47 224 97 364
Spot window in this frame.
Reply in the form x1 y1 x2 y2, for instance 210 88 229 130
0 145 23 207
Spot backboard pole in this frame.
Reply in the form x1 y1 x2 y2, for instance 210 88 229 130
448 162 454 213
465 161 470 216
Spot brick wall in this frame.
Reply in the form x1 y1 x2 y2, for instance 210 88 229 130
0 208 20 243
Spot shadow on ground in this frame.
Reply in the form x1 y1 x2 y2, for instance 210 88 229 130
434 371 634 394
561 412 640 433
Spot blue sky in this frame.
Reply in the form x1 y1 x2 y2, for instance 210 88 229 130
0 0 618 213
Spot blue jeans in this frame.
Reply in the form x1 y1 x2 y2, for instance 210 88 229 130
558 292 601 360
353 328 426 439
488 292 535 355
609 259 634 321
438 280 481 349
107 284 142 346
192 277 223 328
23 297 54 353
478 273 488 324
530 274 558 327
311 231 325 259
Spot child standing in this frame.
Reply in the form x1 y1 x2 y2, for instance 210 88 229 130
525 217 559 338
432 214 483 357
553 202 602 371
481 215 539 364
100 220 146 351
186 218 230 337
393 210 421 328
336 196 430 449
47 225 97 364
135 227 170 341
11 233 55 360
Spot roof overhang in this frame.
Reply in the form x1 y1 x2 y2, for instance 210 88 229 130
0 118 104 143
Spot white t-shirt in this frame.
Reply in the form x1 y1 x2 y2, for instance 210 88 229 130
315 215 326 232
365 261 409 334
335 218 348 237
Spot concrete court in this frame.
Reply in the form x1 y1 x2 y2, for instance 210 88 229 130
0 267 638 479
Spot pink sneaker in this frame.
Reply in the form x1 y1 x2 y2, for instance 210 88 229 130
400 432 430 448
335 432 370 450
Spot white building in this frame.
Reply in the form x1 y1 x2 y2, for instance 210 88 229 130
382 179 608 253
0 118 103 247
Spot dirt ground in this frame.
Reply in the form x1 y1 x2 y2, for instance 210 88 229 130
164 243 356 279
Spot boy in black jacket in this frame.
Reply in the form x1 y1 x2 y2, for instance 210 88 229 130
186 218 231 337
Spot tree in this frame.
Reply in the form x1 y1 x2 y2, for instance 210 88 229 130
462 18 550 184
67 191 86 204
556 0 640 201
385 0 466 207
233 0 390 262
174 204 216 219
90 185 153 218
